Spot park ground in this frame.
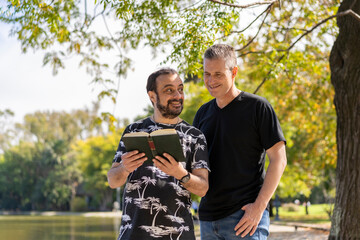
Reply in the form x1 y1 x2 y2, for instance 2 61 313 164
269 203 331 239
1 203 332 239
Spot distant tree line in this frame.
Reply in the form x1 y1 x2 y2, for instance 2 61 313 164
0 104 126 211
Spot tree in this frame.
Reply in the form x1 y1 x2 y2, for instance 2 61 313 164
0 140 81 210
71 132 120 210
18 103 103 144
329 0 360 238
0 108 106 211
0 109 15 152
0 142 36 210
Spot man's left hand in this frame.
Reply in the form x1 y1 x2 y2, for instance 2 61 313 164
234 203 263 237
153 153 187 180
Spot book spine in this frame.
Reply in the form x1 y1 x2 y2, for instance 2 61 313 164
147 136 158 158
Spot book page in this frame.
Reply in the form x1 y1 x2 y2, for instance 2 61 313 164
123 132 149 137
150 128 177 136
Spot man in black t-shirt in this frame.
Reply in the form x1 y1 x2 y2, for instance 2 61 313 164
193 44 287 240
108 68 210 239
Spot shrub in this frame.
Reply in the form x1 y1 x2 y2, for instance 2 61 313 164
281 203 300 212
70 197 88 212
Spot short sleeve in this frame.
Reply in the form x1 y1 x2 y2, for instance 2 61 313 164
257 99 286 150
112 126 131 163
190 131 210 172
193 110 200 129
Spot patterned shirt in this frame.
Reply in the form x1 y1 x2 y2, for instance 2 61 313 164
113 117 210 240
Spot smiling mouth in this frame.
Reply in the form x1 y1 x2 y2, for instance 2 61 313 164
171 102 182 107
168 100 183 108
209 84 221 89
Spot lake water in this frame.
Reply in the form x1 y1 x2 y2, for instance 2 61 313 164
0 215 121 240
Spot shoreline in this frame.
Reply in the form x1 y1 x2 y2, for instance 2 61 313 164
0 210 123 218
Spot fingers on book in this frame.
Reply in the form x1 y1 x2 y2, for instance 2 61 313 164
122 129 186 163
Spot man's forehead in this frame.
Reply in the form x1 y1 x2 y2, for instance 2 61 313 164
204 58 227 69
156 74 183 86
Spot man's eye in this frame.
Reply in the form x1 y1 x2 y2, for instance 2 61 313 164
166 89 173 93
178 88 184 93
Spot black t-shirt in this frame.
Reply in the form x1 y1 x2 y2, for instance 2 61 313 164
193 91 286 221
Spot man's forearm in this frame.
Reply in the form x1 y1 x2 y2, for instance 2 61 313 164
182 173 208 197
255 159 286 210
107 162 130 189
153 154 209 197
255 142 287 210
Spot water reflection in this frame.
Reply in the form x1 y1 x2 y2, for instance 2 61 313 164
0 215 121 240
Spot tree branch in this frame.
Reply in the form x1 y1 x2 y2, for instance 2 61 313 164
343 9 360 22
349 0 357 10
216 4 270 41
236 4 272 52
252 9 360 94
230 4 270 34
264 23 308 32
207 0 278 9
252 55 284 94
102 14 122 55
238 49 281 57
101 13 124 115
79 3 106 32
83 0 88 27
169 0 203 14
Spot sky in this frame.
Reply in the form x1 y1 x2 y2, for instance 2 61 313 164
0 22 169 124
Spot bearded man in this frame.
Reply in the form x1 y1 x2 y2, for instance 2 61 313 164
108 68 210 240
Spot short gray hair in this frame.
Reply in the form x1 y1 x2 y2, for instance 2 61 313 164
204 44 237 71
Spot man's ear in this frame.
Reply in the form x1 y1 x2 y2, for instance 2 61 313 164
148 91 156 105
232 66 238 79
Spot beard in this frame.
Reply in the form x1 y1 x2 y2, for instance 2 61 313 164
156 96 183 119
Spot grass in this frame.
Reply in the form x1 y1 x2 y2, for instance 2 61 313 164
273 203 332 224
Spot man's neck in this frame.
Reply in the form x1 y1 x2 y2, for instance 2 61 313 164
216 87 241 109
152 113 180 125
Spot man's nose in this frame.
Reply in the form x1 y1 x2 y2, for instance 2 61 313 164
173 90 183 98
205 75 214 82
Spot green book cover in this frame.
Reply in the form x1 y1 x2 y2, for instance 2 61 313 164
122 129 186 163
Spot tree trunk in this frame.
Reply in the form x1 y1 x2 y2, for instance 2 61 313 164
329 0 360 239
100 189 113 211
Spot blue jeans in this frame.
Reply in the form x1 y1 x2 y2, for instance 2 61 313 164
200 209 269 240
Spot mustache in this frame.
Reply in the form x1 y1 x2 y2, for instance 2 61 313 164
168 99 183 104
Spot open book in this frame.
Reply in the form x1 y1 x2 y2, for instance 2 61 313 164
122 128 186 163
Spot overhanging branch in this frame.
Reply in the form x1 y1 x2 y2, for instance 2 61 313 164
101 13 123 114
207 0 278 9
236 4 272 52
343 9 360 21
216 4 271 41
252 8 360 94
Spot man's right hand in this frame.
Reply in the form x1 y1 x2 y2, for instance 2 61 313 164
121 150 147 173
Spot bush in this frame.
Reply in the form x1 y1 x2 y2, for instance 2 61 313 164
281 203 300 212
70 197 88 212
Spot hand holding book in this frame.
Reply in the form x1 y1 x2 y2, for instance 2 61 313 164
120 150 147 173
122 129 186 163
153 152 189 181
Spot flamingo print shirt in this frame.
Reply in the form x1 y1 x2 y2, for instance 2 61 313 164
113 117 210 240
